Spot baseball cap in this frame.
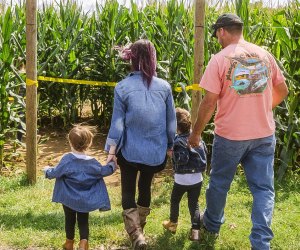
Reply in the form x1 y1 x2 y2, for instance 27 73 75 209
211 13 244 38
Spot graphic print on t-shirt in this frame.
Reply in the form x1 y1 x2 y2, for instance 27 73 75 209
226 53 270 95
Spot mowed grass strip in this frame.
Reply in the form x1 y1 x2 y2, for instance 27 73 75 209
0 172 299 250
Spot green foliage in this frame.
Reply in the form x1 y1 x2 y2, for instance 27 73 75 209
38 1 89 126
0 0 299 179
271 2 300 181
0 6 25 167
240 0 300 180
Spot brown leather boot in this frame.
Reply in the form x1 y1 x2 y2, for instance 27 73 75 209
122 208 147 250
137 205 151 232
78 239 89 250
62 239 74 250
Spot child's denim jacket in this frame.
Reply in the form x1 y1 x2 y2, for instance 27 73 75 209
172 133 207 174
45 153 115 213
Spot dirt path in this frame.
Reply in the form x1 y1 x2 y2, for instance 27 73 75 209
4 125 172 186
37 130 121 185
4 129 121 186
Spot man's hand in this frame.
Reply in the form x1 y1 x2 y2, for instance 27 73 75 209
188 132 201 148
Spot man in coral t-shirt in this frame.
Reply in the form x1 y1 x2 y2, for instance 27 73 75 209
189 13 288 250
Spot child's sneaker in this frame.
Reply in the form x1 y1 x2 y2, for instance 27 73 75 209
162 220 178 233
189 229 200 241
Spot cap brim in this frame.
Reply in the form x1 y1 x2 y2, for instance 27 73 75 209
211 23 219 38
212 29 217 38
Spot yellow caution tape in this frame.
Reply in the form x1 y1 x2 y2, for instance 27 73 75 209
38 76 116 87
26 78 38 87
37 76 202 92
174 84 203 92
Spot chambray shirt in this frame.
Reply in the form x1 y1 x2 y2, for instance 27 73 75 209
105 71 176 166
45 153 115 213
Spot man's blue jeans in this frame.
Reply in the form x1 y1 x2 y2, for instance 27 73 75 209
203 134 276 250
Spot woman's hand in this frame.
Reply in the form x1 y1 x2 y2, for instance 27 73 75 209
106 145 117 165
106 153 117 165
167 149 173 157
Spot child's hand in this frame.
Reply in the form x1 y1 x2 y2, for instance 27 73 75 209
112 162 119 172
42 166 51 173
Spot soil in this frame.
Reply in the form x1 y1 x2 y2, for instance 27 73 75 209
2 127 172 185
3 128 121 186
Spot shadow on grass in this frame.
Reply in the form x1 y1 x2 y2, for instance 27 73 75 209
90 211 123 227
229 170 299 203
274 179 300 203
0 210 122 231
148 230 217 250
218 247 237 250
151 176 173 207
0 173 29 193
0 212 64 231
149 231 188 250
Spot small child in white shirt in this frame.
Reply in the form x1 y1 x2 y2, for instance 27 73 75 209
163 108 207 241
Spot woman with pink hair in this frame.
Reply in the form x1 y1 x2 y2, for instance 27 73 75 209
105 39 176 249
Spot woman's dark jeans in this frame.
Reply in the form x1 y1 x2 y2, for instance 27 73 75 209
117 151 166 209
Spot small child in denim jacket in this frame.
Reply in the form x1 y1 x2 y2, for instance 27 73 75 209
43 124 116 250
163 108 207 241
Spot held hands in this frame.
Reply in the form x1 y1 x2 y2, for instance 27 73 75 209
188 131 201 148
106 145 118 170
42 166 51 174
106 153 118 170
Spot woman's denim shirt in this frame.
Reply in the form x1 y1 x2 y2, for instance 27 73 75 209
45 153 115 213
105 71 176 166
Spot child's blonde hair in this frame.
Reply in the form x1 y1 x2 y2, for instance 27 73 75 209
176 107 191 134
67 124 96 152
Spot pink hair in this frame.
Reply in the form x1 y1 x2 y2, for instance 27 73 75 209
130 39 157 87
116 40 157 87
115 44 133 61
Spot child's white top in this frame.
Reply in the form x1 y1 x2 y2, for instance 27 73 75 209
71 152 93 160
174 172 203 186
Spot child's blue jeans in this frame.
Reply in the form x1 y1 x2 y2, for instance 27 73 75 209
203 134 276 250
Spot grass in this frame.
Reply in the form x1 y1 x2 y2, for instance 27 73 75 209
0 172 299 250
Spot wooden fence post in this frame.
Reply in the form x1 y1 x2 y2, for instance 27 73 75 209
191 0 205 125
26 0 37 184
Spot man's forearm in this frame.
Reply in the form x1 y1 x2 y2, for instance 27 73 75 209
193 98 217 136
272 92 288 109
272 82 289 109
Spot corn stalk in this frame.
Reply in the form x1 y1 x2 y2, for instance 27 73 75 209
1 0 299 180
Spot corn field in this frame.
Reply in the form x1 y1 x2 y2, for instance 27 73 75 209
0 0 299 180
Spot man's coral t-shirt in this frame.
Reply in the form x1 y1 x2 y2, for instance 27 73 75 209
200 40 285 140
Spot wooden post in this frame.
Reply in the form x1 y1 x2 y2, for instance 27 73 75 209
26 0 37 184
191 0 205 125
